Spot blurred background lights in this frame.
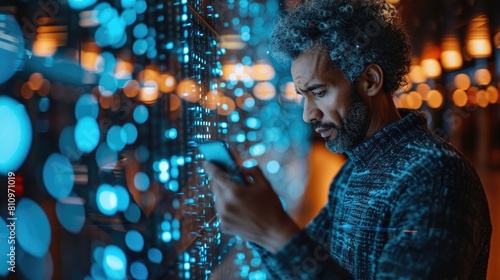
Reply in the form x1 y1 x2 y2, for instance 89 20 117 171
75 116 100 153
266 160 280 174
165 128 178 139
134 172 150 191
17 198 51 258
115 185 130 211
75 94 99 120
0 14 24 84
121 123 138 145
102 245 127 280
148 248 162 264
43 153 74 199
58 126 82 162
96 142 118 169
55 195 86 234
97 184 118 216
121 0 136 9
124 203 141 223
133 105 149 124
98 73 118 96
130 262 148 280
107 125 126 152
68 0 97 10
125 230 144 252
0 96 32 175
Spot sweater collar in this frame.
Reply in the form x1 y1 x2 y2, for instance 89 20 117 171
344 109 429 168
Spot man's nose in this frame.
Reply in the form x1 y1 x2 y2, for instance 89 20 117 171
302 98 322 123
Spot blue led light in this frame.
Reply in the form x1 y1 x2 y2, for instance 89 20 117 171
236 133 246 143
159 160 169 171
121 123 137 144
230 111 240 122
172 229 181 240
68 0 97 10
148 248 163 264
96 184 118 216
0 96 32 175
115 185 130 211
107 125 126 152
161 221 171 231
121 8 137 25
121 0 136 9
99 73 118 96
102 245 127 280
125 230 144 252
135 0 147 14
43 153 74 199
124 203 141 223
161 232 172 242
242 159 258 168
0 218 10 276
266 160 280 174
38 97 50 112
133 23 148 39
246 117 261 129
176 157 184 166
159 171 169 182
96 142 118 169
249 143 266 157
130 262 148 280
134 172 150 191
55 195 85 234
166 42 174 49
75 94 98 120
168 180 179 192
17 198 51 258
133 105 149 124
165 128 177 139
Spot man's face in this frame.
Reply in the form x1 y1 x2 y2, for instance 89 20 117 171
291 48 369 153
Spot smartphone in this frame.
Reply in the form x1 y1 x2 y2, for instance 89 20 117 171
198 140 246 184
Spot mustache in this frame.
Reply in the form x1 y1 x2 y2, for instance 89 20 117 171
312 121 339 131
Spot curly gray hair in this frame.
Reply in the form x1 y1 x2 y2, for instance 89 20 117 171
270 0 412 94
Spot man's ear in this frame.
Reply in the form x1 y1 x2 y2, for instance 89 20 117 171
359 64 384 97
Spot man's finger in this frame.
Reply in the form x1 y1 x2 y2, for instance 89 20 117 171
241 165 267 186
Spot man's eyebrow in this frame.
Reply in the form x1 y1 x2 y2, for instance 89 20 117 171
295 83 326 94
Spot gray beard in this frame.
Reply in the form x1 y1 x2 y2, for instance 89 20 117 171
325 91 369 154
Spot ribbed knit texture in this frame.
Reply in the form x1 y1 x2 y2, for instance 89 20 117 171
253 109 492 279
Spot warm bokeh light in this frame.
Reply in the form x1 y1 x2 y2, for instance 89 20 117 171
416 83 431 100
115 60 133 79
488 85 499 104
123 79 140 98
21 82 34 99
99 95 113 109
176 79 201 103
138 67 160 83
473 69 492 86
421 59 442 78
221 63 252 81
32 39 57 57
217 96 236 116
426 90 443 108
452 89 468 107
281 82 301 102
168 93 181 111
408 65 427 83
251 63 275 81
28 73 44 91
454 74 471 90
407 91 423 109
159 73 177 93
467 86 478 105
202 90 222 110
466 14 492 58
253 82 276 100
476 90 489 108
139 81 159 104
38 79 51 96
441 35 463 70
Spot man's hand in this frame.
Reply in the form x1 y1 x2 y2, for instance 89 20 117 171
204 161 301 253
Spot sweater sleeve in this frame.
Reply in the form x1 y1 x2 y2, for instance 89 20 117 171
375 156 491 279
251 205 353 280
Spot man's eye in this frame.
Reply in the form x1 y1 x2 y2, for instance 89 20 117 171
312 91 326 97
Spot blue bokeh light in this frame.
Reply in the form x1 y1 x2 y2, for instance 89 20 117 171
38 97 50 112
121 0 136 9
75 94 99 120
121 8 137 26
102 245 127 279
133 105 149 124
96 184 118 216
114 185 130 211
135 0 147 14
133 23 148 39
266 160 280 174
121 123 137 145
0 96 32 175
125 230 144 252
107 125 126 152
0 14 24 84
130 262 148 280
134 172 150 191
55 195 86 234
168 180 179 192
75 116 100 153
96 142 118 169
148 248 163 264
249 143 266 157
124 203 141 223
43 153 74 199
133 39 148 55
246 117 261 129
68 0 97 10
17 198 51 258
96 52 116 73
165 128 177 139
58 126 82 162
99 73 118 96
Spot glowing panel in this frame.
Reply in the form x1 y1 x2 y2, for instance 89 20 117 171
75 116 100 153
56 195 86 234
0 96 32 175
43 153 74 199
17 198 51 258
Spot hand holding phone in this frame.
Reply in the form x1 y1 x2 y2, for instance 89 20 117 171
198 140 246 184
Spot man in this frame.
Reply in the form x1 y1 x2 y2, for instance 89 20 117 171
204 0 492 278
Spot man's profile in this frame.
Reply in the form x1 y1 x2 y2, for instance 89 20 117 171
204 0 492 278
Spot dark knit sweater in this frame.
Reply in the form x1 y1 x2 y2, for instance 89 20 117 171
253 109 492 279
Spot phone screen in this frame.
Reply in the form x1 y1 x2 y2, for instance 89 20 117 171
198 140 246 184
